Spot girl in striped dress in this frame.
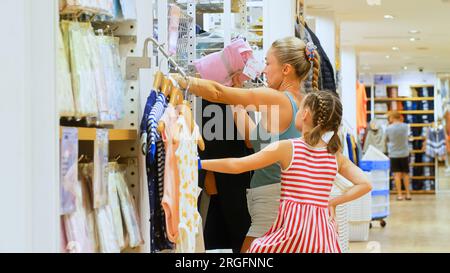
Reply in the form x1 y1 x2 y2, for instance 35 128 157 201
201 91 372 253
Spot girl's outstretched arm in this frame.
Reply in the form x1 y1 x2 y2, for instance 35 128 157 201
201 140 293 175
330 153 373 208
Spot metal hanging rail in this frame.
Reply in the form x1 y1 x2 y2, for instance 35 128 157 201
143 37 189 79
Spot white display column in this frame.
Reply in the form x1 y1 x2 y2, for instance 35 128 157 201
263 0 296 55
0 0 59 252
341 46 358 136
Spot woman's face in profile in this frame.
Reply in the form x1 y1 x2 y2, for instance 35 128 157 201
263 48 284 90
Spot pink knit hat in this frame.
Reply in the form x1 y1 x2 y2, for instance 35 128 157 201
194 39 253 86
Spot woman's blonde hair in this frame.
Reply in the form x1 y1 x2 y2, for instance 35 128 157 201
271 37 320 91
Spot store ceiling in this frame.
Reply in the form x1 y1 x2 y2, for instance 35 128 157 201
306 0 450 74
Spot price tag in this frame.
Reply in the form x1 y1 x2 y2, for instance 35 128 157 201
243 57 265 80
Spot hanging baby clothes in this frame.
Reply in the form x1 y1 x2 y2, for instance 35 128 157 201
57 26 75 117
107 164 126 250
92 189 121 252
79 164 99 252
147 93 168 161
61 218 69 253
87 30 109 120
64 21 99 118
425 125 446 160
110 36 125 120
96 36 125 121
140 91 157 155
115 169 144 248
160 104 181 244
78 163 120 253
63 175 96 253
142 91 173 252
60 127 78 215
140 90 172 252
154 139 174 251
175 114 203 253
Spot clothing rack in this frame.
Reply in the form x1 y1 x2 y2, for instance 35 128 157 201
144 37 188 79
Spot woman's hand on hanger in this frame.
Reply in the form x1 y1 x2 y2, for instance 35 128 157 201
231 71 245 88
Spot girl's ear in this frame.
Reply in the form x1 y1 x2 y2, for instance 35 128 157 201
303 108 310 122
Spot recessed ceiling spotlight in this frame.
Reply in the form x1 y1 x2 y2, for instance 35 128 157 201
367 0 381 6
384 15 395 20
403 66 408 70
392 46 400 51
409 30 420 34
410 37 420 42
385 55 391 59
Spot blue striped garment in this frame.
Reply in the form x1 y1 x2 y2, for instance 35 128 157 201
140 91 157 155
146 92 168 162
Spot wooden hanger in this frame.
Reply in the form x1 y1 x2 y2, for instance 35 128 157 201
161 76 173 97
178 98 205 151
157 79 176 135
153 71 164 92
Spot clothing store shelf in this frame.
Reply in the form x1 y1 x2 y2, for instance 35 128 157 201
372 97 434 102
390 190 436 195
367 110 434 115
60 127 137 141
411 150 425 154
177 3 233 14
391 176 436 180
410 123 433 128
409 136 425 141
410 84 435 88
411 163 435 167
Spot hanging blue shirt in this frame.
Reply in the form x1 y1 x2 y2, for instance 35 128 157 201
146 92 169 162
140 91 157 155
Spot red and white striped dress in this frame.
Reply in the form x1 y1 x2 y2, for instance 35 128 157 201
248 138 341 253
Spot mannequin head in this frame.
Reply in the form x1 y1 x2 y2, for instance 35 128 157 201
264 37 320 91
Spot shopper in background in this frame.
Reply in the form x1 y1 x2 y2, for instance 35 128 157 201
386 111 411 201
175 37 321 252
201 91 372 253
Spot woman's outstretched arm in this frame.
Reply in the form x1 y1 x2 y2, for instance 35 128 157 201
175 75 292 112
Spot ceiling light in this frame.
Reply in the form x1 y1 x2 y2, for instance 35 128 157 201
410 37 420 42
367 0 381 6
409 30 420 34
385 55 391 59
384 15 395 20
392 46 400 51
403 66 408 70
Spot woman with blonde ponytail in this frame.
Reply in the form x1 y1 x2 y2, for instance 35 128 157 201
175 37 320 252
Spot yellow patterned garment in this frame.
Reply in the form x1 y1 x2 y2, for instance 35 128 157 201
174 115 203 253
